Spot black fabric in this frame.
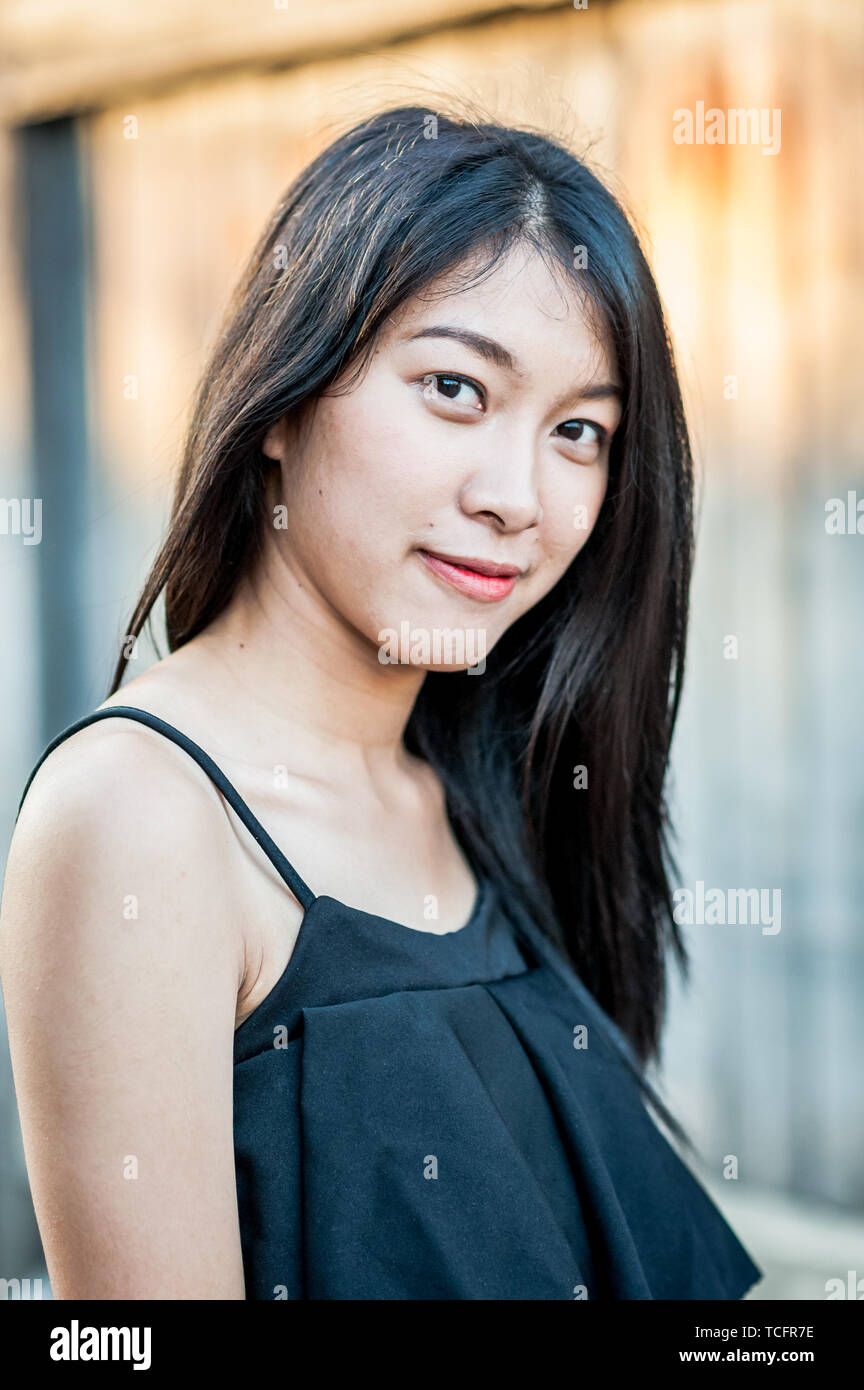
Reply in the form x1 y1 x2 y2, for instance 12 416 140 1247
18 706 763 1301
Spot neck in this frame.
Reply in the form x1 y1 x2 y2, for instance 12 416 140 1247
193 533 426 783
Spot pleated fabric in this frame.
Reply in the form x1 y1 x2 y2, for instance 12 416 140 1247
233 883 761 1301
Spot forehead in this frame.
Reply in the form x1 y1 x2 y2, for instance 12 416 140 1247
385 241 618 385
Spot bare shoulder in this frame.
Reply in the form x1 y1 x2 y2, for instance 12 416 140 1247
0 710 247 1000
0 711 247 1297
10 709 235 872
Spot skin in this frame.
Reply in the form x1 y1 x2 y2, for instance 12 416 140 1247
0 240 621 1298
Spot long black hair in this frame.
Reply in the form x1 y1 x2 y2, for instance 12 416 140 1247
109 105 694 1128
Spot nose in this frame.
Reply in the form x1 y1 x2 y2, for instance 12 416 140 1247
457 435 543 533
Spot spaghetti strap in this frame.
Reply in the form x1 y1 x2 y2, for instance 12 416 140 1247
15 705 317 911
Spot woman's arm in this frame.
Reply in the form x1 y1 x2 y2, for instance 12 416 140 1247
0 724 248 1299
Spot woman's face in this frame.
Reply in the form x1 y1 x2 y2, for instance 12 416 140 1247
262 241 622 670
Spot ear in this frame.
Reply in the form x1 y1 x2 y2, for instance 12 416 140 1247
261 416 287 462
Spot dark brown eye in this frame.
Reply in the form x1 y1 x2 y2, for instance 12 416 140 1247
557 420 605 445
437 376 463 399
422 373 484 409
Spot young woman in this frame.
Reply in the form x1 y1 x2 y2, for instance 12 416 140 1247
1 105 761 1300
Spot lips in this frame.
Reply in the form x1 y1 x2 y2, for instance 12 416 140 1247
416 549 523 602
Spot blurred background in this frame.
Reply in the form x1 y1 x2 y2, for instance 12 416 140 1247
0 0 862 1300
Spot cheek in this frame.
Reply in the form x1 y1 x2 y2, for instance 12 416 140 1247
539 464 608 566
313 388 430 514
287 397 396 533
279 393 422 615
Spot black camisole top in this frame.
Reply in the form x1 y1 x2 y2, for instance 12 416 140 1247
17 705 763 1301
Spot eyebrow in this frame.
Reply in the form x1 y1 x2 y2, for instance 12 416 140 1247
402 325 622 406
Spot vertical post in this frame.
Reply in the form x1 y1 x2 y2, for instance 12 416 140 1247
15 117 92 743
